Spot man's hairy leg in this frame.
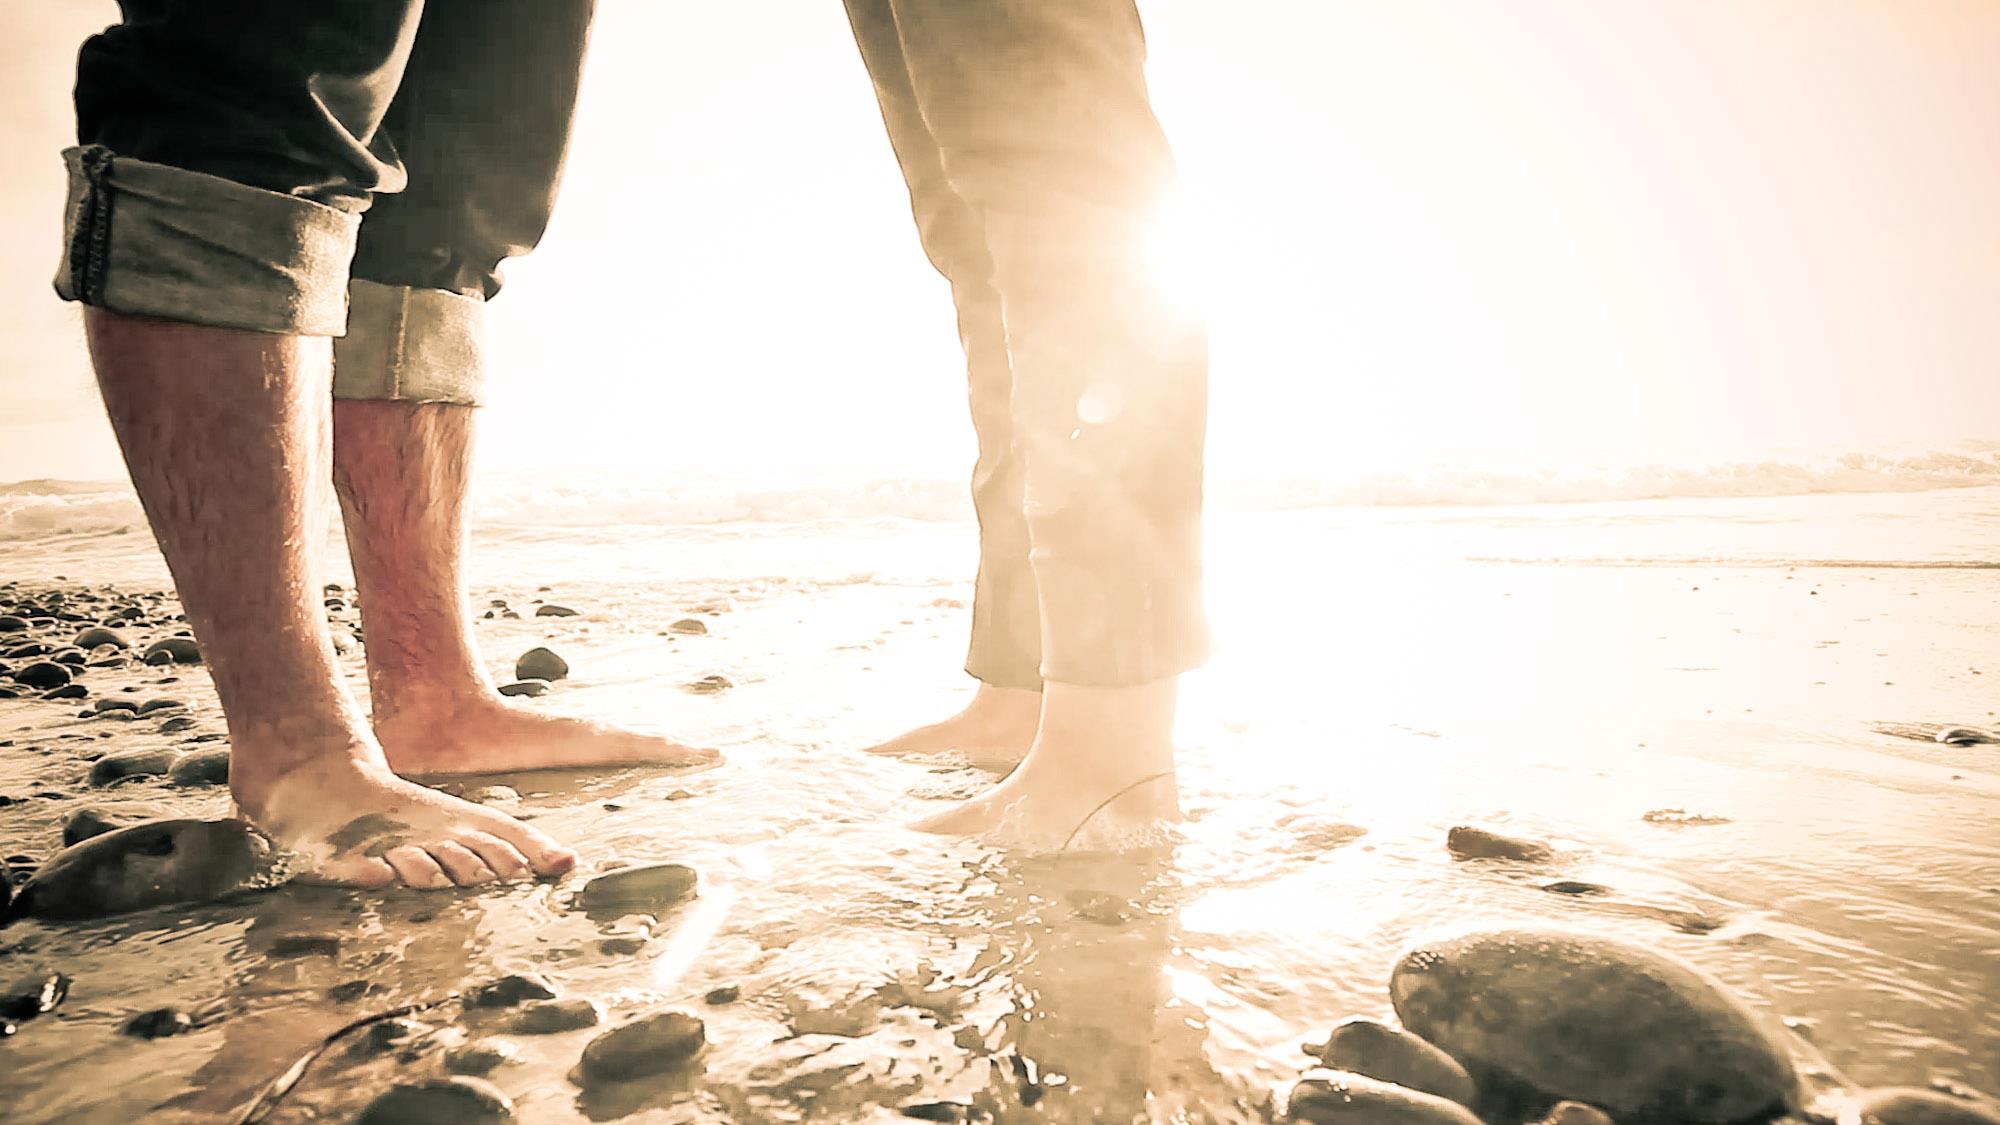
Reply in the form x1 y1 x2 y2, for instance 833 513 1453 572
333 399 717 774
87 310 576 887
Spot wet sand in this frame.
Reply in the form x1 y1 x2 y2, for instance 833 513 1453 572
1 495 1997 1122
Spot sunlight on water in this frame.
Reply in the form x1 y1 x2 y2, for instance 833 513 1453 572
0 488 1995 1121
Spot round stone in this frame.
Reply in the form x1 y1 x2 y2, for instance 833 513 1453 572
13 661 72 690
355 1077 513 1125
1390 927 1794 1123
140 637 201 665
1307 1018 1475 1107
514 647 569 682
578 1011 705 1084
509 998 601 1034
1287 1071 1483 1124
577 863 698 914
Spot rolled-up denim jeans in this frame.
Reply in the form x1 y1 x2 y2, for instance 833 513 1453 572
54 0 595 405
845 0 1211 689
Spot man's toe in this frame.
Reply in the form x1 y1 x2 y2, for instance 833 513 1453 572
457 830 533 881
383 844 454 890
429 840 498 886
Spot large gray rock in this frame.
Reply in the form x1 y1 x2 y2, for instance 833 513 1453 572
1307 1018 1475 1106
141 636 201 665
13 661 71 690
1841 1089 2000 1125
578 863 698 914
168 747 230 787
73 627 129 650
509 998 601 1034
514 647 569 682
6 819 275 922
88 747 179 786
1287 1071 1483 1124
1389 927 1794 1123
578 1011 705 1084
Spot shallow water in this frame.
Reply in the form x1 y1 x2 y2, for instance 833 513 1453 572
1 488 1997 1122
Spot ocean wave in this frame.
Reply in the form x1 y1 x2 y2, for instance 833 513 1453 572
2 442 1995 541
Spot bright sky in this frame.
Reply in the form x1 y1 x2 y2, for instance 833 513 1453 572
2 1 1995 485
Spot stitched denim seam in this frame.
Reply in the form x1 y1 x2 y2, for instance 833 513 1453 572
70 146 117 304
387 287 410 399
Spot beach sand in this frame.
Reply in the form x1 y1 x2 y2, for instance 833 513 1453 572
0 486 1996 1122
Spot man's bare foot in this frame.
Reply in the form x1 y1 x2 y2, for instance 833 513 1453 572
232 724 578 888
865 682 1041 769
912 679 1181 849
372 694 720 777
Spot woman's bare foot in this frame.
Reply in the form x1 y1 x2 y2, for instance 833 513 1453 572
372 693 720 777
912 679 1182 848
231 721 578 888
865 682 1041 769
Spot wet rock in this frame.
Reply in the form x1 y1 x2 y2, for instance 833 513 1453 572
122 1007 194 1039
1541 880 1611 897
6 819 275 922
510 997 601 1033
348 1017 433 1057
1935 727 1999 747
141 637 201 665
578 1010 705 1083
1445 826 1554 863
668 618 708 635
13 661 72 690
1841 1089 2000 1125
445 1039 516 1076
157 716 197 734
63 802 177 845
497 680 549 698
685 674 732 695
467 972 558 1008
136 698 186 715
1306 1018 1475 1106
902 1103 994 1123
92 698 139 714
1389 927 1794 1123
329 979 388 1004
88 747 179 786
268 932 342 958
704 985 740 1005
1067 889 1131 925
0 972 71 1030
73 627 129 650
0 616 28 632
1536 1103 1616 1125
168 747 230 787
356 1077 513 1124
1287 1070 1483 1123
515 647 569 682
578 863 698 914
535 604 580 617
45 684 88 701
466 786 519 804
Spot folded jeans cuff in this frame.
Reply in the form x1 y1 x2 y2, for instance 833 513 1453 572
331 279 486 406
52 145 359 337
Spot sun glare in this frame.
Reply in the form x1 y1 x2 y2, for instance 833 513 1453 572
1142 186 1214 318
